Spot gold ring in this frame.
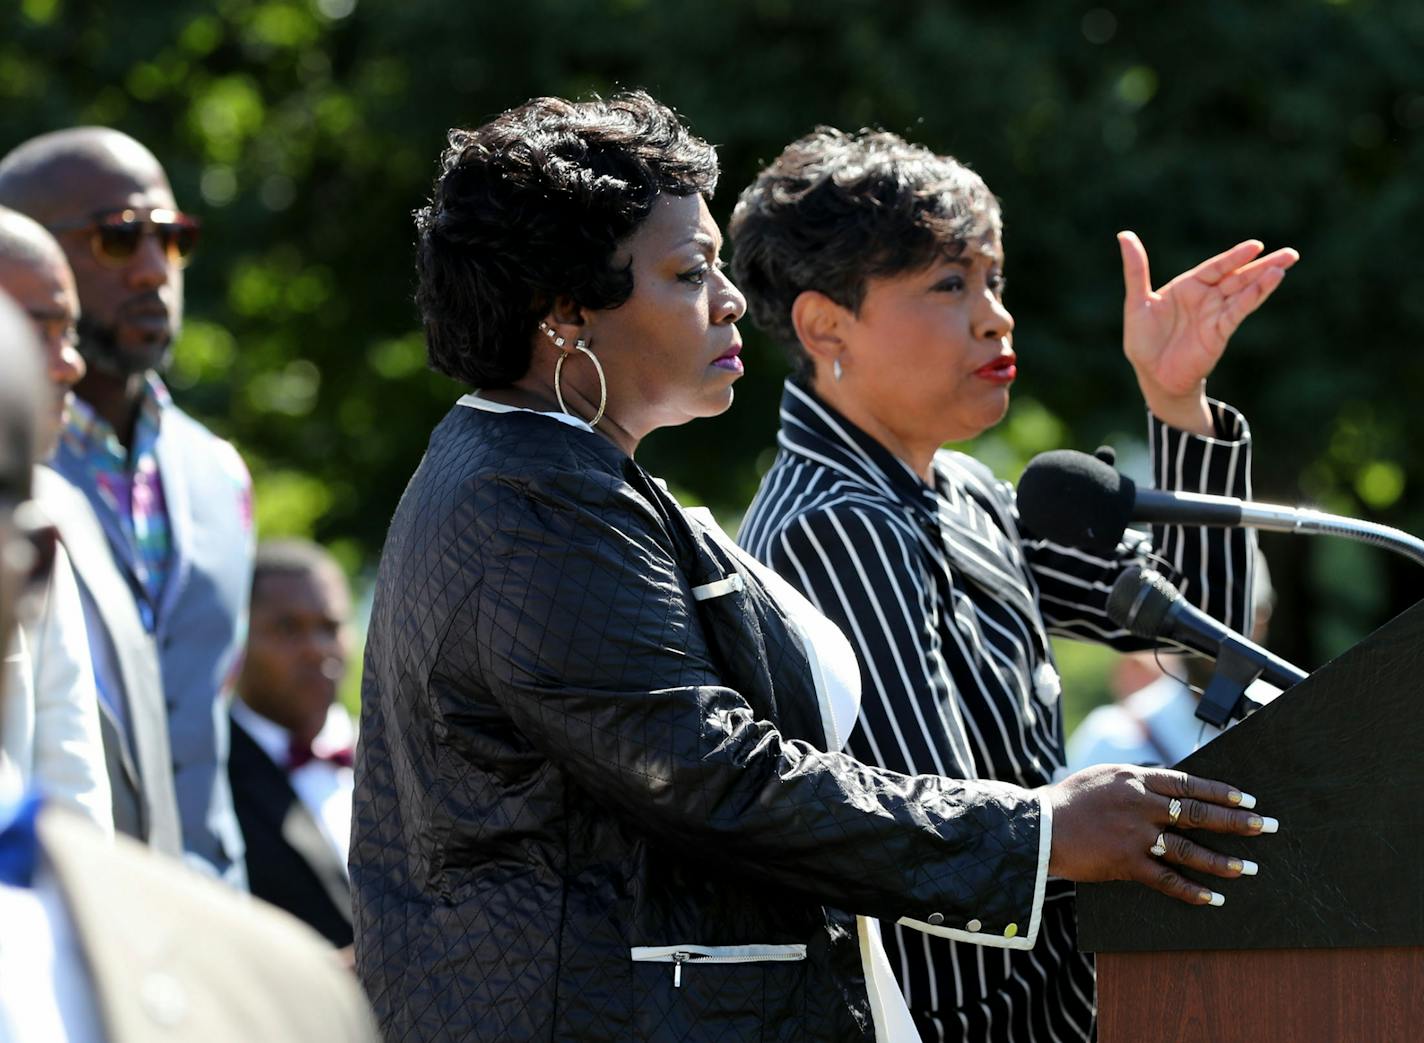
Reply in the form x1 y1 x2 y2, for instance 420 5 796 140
1168 798 1182 826
1150 833 1168 858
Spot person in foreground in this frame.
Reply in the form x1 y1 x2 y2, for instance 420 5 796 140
731 128 1296 1041
351 91 1275 1043
0 206 112 836
0 292 378 1043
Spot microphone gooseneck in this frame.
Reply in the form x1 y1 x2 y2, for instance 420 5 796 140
1018 449 1424 568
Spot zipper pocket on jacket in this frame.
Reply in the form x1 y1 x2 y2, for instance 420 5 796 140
631 943 808 988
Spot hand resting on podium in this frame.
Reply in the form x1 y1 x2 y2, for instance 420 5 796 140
1044 764 1276 907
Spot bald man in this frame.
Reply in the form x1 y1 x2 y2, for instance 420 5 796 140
0 292 378 1042
0 208 112 836
0 290 45 690
0 129 252 886
0 208 83 455
0 206 182 854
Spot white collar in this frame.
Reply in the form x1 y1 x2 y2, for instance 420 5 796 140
231 700 291 764
230 700 357 766
457 392 594 433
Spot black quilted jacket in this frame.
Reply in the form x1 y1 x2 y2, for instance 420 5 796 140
351 405 1045 1041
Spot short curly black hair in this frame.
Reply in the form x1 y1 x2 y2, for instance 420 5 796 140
414 91 719 387
729 128 1001 379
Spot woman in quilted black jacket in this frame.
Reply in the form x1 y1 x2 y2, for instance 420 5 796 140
349 90 1273 1042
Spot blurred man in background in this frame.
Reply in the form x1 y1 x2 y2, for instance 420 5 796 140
0 207 112 836
0 289 377 1041
230 539 356 949
0 128 252 884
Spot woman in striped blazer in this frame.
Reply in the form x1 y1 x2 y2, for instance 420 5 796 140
731 128 1297 1043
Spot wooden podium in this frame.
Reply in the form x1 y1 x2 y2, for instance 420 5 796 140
1078 599 1424 1043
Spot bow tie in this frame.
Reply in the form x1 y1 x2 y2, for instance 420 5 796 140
0 793 43 888
287 738 355 772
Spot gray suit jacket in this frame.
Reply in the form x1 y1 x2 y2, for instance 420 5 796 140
38 807 377 1042
51 402 252 884
34 465 182 857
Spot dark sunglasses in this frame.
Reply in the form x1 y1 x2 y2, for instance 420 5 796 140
47 207 201 269
5 501 58 598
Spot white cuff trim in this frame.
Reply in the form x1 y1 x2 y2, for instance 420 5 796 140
896 792 1052 951
690 574 744 601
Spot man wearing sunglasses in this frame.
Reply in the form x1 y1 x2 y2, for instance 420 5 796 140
0 128 252 888
0 205 184 859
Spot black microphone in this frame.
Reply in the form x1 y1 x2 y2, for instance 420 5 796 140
1107 564 1308 725
1017 449 1424 566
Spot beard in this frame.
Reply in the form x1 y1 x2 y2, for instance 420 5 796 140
76 314 171 379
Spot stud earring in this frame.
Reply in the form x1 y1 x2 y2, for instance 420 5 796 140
539 320 568 349
833 358 844 382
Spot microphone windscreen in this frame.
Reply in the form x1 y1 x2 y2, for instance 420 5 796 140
1106 565 1179 638
1016 449 1137 553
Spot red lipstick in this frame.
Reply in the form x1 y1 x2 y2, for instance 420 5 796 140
975 351 1017 385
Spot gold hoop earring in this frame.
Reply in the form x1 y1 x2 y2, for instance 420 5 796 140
541 321 607 427
553 338 607 428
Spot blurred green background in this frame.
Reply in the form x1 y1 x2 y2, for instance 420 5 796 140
7 0 1423 727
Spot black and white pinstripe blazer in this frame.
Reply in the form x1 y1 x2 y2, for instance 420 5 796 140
740 380 1255 1043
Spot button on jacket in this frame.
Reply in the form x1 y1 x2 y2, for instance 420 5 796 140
739 380 1256 1043
351 404 1057 1042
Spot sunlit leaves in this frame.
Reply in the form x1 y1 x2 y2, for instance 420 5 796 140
368 334 426 381
20 0 60 26
168 320 237 390
245 359 322 417
1356 461 1406 510
7 0 1424 675
190 75 266 162
250 466 333 536
246 1 321 50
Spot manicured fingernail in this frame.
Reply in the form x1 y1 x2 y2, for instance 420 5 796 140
1200 889 1224 906
1229 790 1256 810
1228 858 1259 876
1248 815 1278 833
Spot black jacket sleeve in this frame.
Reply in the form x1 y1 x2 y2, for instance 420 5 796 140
461 462 1048 939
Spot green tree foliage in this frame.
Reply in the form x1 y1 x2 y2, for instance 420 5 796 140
6 0 1424 674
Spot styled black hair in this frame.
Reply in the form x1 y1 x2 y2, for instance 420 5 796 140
414 91 719 387
729 127 1001 379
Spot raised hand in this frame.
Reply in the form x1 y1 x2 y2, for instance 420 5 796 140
1044 763 1275 906
1119 232 1299 434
